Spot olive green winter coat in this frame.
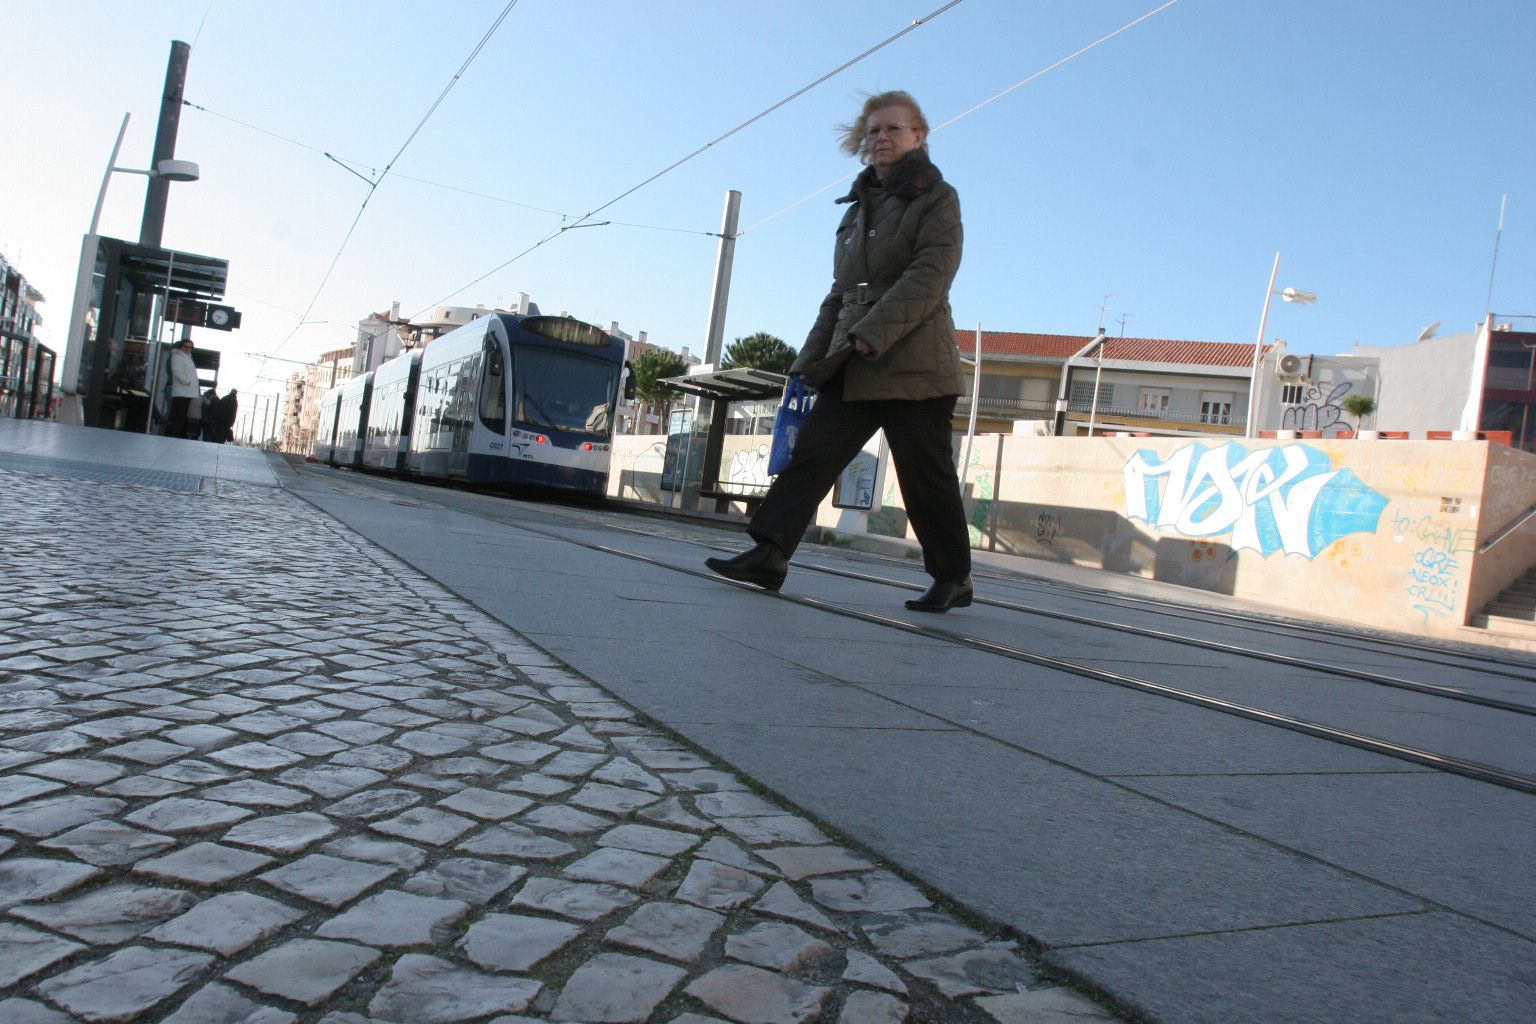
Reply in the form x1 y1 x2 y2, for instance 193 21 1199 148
789 149 965 401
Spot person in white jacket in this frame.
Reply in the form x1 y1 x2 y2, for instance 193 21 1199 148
165 338 200 439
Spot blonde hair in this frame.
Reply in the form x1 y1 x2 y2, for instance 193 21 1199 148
838 90 929 162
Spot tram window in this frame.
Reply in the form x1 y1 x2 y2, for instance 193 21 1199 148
479 342 506 433
511 346 618 436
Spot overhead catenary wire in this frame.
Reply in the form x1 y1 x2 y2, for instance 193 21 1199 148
414 0 970 316
738 0 1181 237
186 101 726 235
267 0 523 362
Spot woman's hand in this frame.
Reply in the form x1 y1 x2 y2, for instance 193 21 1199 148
852 336 873 356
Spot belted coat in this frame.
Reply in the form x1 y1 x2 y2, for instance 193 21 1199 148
789 148 965 401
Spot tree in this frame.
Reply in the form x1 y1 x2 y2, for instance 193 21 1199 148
722 332 796 374
632 348 689 429
1343 393 1377 434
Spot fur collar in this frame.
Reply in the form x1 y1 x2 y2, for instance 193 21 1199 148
838 149 944 204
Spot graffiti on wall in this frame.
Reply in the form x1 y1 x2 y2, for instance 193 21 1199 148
1393 511 1475 625
725 444 771 490
1280 381 1353 435
1124 442 1388 558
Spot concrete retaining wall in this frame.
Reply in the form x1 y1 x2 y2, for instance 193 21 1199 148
609 432 1536 638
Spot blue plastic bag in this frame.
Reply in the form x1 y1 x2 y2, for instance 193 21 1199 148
768 377 815 476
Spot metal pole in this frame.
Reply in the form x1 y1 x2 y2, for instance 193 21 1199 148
1088 347 1104 437
265 395 278 449
960 323 981 493
702 190 742 367
1246 251 1281 439
140 41 191 248
143 252 177 434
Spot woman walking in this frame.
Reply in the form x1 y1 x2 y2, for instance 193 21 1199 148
706 90 973 612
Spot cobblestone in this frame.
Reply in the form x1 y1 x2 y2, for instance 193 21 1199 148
0 466 1055 1024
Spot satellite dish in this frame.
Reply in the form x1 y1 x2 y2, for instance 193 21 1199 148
1416 321 1440 343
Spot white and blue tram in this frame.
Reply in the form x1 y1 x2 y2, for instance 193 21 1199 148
333 371 374 470
361 350 422 473
313 386 342 465
318 312 629 497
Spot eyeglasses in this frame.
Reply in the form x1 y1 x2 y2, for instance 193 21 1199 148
865 123 912 140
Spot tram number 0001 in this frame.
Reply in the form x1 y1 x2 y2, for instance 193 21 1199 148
488 441 504 452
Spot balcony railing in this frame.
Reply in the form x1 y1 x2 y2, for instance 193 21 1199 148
953 395 1253 429
1063 402 1249 429
954 396 1057 419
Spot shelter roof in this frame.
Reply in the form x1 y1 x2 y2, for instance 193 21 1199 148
662 367 786 402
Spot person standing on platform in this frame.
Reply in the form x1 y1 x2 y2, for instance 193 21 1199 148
217 389 239 444
200 388 222 442
706 89 973 613
165 338 200 440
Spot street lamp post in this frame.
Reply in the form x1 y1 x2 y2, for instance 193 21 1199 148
1245 251 1316 438
59 113 200 425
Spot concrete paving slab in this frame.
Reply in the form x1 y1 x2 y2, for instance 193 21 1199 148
858 677 1429 777
1118 771 1536 937
1046 911 1536 1024
665 724 1425 947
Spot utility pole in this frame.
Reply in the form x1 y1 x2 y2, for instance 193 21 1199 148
141 41 191 248
702 190 741 367
264 395 279 450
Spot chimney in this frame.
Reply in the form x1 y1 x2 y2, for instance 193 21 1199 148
390 300 400 321
638 331 647 344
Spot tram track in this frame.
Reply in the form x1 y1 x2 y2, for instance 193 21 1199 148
964 563 1536 679
299 467 1536 797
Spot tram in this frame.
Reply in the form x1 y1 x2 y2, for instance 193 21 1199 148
361 350 422 473
313 386 341 465
319 312 630 497
332 371 374 470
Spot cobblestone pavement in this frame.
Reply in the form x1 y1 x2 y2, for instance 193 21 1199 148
0 465 1121 1024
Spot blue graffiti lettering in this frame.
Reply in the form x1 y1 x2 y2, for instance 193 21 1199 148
1123 442 1388 558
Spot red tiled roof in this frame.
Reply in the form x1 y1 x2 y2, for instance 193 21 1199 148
957 330 1263 367
955 331 1089 359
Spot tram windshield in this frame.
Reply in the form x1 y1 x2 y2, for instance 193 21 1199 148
512 347 618 436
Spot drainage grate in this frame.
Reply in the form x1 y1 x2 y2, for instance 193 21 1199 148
0 451 203 493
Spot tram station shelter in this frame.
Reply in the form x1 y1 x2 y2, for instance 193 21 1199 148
658 367 787 514
63 237 235 432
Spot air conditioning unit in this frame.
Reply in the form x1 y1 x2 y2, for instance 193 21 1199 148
1276 353 1305 377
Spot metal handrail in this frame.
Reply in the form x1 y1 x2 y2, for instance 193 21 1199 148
1479 501 1536 554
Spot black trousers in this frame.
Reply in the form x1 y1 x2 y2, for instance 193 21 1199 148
165 396 191 439
749 388 972 582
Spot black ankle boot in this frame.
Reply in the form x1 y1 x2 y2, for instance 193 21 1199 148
705 542 789 592
905 576 973 613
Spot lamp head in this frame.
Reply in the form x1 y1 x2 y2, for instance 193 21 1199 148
154 159 200 182
1280 287 1317 305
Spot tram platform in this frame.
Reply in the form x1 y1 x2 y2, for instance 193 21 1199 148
2 420 1532 1024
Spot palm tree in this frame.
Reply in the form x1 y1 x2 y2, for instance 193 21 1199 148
1343 393 1377 435
632 348 689 430
722 332 796 374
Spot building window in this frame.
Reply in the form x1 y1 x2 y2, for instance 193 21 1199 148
1138 388 1170 413
1281 383 1305 405
1200 392 1234 425
1070 380 1114 408
979 374 1022 400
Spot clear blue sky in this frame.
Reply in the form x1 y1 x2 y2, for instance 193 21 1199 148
3 1 1532 404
